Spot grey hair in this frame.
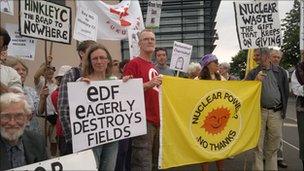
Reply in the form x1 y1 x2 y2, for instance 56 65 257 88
0 93 31 114
187 62 201 74
254 48 270 57
270 49 283 57
220 62 230 71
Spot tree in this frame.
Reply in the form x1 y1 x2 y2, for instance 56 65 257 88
281 0 301 69
230 50 247 79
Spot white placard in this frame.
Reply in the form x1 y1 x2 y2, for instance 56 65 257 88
234 1 282 49
146 0 162 28
19 0 71 44
300 0 304 50
6 24 36 61
10 150 97 171
73 6 98 41
68 79 147 153
128 28 140 59
0 0 14 15
169 41 192 73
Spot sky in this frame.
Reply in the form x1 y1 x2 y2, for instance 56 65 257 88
213 1 294 63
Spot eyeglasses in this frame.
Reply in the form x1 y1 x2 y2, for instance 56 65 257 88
0 113 27 123
91 56 108 63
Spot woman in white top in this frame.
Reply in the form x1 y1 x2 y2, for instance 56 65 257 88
291 52 304 169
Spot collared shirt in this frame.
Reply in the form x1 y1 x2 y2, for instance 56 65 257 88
261 68 282 108
3 139 26 168
58 67 81 142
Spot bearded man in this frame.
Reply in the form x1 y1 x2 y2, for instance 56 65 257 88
0 93 47 170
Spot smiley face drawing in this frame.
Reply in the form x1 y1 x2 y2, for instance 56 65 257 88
201 107 231 135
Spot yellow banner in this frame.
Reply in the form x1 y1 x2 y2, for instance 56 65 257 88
159 76 261 169
245 48 258 77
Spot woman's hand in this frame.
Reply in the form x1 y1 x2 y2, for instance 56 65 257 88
80 77 91 84
122 75 133 82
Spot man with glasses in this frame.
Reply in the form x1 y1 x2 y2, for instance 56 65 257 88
0 93 47 170
0 27 23 94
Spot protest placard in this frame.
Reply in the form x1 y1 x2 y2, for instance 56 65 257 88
6 24 36 61
128 28 140 59
300 0 304 50
234 1 282 49
73 6 98 41
169 41 192 73
10 150 97 171
19 0 71 44
146 0 162 28
1 0 14 15
67 79 147 153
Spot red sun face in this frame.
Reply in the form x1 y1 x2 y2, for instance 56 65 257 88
201 107 231 135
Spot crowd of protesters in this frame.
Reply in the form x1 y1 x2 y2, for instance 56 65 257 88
1 26 303 171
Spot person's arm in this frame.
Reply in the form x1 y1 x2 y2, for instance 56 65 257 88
143 76 162 91
291 71 304 96
34 64 46 86
38 86 49 116
58 70 74 142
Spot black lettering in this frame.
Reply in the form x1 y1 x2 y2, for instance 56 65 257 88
51 162 63 171
111 85 119 99
73 122 82 135
134 112 142 123
75 105 85 119
87 86 98 102
124 126 131 137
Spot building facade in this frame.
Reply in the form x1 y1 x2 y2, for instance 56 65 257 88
121 0 221 62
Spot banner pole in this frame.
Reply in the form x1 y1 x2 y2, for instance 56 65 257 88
44 40 49 147
176 70 180 77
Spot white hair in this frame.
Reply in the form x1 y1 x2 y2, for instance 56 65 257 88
270 49 283 57
0 92 31 114
220 62 230 71
187 62 201 74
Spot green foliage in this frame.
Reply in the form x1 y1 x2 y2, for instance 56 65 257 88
229 50 248 79
281 0 301 68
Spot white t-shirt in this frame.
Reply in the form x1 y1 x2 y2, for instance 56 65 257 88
0 64 23 92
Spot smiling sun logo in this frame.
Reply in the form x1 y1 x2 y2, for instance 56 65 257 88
190 90 241 153
201 107 231 135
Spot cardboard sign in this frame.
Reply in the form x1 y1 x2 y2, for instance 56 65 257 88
10 150 97 171
128 28 140 59
68 79 147 153
300 0 304 50
1 0 14 15
234 1 282 49
169 41 192 73
19 0 71 44
6 24 36 60
73 6 98 41
145 0 162 28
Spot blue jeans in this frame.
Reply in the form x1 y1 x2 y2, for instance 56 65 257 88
93 142 118 171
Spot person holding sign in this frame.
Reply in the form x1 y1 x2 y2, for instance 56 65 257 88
0 93 47 170
291 51 304 170
58 40 97 155
197 54 225 171
246 48 289 171
79 43 121 171
123 29 162 171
